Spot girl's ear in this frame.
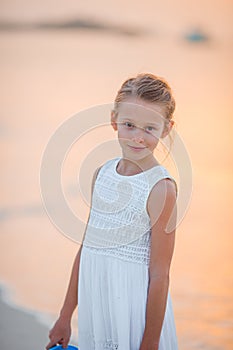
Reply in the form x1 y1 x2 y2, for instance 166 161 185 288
111 110 118 131
161 120 174 138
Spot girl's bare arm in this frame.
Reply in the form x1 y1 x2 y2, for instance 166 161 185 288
46 246 82 349
46 167 101 349
139 179 177 350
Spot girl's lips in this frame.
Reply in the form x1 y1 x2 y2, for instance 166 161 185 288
128 145 146 151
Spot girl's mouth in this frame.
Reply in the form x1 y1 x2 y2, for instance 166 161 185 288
128 145 146 151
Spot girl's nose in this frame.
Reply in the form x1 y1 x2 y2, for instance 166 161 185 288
132 128 145 143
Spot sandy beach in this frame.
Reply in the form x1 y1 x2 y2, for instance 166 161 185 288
0 281 80 349
1 0 233 349
0 286 50 350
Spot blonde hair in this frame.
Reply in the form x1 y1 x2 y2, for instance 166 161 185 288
114 73 176 122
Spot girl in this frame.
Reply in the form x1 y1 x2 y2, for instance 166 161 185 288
46 73 178 350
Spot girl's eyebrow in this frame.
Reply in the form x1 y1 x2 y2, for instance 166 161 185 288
117 117 134 123
119 117 161 126
118 117 133 120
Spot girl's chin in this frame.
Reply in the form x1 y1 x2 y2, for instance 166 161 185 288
122 149 153 161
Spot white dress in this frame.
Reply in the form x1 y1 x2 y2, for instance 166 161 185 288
77 157 178 350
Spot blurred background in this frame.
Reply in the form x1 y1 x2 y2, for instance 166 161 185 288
0 0 233 349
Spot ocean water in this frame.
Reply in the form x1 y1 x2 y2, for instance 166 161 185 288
0 1 233 348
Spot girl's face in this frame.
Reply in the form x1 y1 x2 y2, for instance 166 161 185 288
111 97 172 162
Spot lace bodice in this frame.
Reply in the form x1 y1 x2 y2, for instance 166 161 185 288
83 157 177 265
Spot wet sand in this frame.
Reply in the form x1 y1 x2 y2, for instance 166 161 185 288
0 287 50 350
0 283 79 349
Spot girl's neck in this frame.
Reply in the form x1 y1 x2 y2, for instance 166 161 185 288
117 156 160 176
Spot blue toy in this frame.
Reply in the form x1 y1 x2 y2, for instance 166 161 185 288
49 345 78 350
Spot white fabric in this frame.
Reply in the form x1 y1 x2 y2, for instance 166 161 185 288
83 157 177 250
77 157 178 350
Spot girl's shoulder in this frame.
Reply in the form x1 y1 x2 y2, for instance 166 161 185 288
147 165 178 198
91 158 118 191
96 157 119 176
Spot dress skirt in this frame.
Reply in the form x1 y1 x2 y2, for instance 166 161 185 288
77 246 178 350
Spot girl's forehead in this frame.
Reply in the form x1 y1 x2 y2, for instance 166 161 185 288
117 100 166 124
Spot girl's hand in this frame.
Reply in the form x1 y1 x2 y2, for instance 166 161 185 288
46 316 71 349
139 338 159 350
140 344 159 350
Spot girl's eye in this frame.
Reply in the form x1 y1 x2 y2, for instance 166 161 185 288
125 122 134 128
146 126 155 132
